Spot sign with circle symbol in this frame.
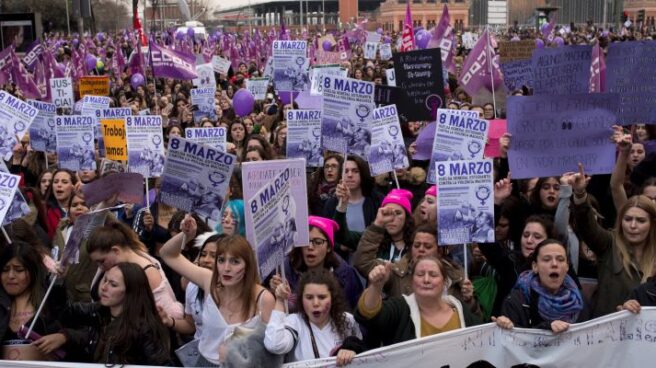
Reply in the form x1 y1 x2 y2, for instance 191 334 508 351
425 94 443 112
282 195 290 216
152 135 162 149
13 122 25 135
388 125 399 138
468 141 482 158
82 132 93 145
208 171 226 187
355 104 371 122
476 185 491 205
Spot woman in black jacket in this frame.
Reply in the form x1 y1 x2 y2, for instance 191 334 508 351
35 263 173 365
493 239 586 333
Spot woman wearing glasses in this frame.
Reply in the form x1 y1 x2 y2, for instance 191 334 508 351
269 216 363 312
307 154 343 216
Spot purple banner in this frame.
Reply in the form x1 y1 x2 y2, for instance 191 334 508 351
81 172 144 206
606 41 656 124
149 41 198 80
22 40 43 71
507 93 620 179
501 59 533 92
531 45 592 95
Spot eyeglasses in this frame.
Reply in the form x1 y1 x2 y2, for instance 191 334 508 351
324 164 339 170
309 238 328 247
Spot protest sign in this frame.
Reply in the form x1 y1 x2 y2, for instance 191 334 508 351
55 116 96 171
125 116 165 178
263 57 274 79
184 127 227 152
0 162 30 225
295 90 323 109
531 45 592 95
149 41 198 80
94 108 131 157
498 39 535 63
245 77 270 100
49 77 74 108
27 100 56 153
79 76 110 98
315 49 343 65
320 76 375 157
336 37 351 60
81 173 144 206
368 105 409 176
507 93 620 179
0 91 38 160
310 65 346 96
0 172 22 227
393 48 445 121
61 208 111 267
385 68 396 87
484 119 507 158
160 137 236 228
500 60 533 92
373 85 411 123
80 95 110 116
282 309 656 368
99 158 128 176
192 63 216 89
364 42 378 60
462 32 477 49
100 119 127 161
286 109 323 167
436 159 494 245
211 55 231 75
272 40 310 92
379 43 392 61
248 168 295 278
428 109 488 183
242 158 309 278
190 87 216 123
606 41 656 124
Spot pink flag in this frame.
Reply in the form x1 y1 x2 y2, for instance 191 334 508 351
401 3 416 52
589 42 606 93
458 30 502 96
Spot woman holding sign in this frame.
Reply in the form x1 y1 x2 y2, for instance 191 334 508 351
493 239 586 333
159 215 275 366
355 256 481 346
571 164 656 317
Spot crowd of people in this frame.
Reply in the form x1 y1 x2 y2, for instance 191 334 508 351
0 15 654 367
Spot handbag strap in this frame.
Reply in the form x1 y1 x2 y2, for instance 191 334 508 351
303 317 321 359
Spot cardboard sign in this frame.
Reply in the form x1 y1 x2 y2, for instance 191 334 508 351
100 119 127 161
499 40 536 63
79 76 110 98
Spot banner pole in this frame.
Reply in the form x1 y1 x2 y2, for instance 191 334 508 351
391 170 400 189
26 276 58 338
145 178 150 209
1 226 11 245
486 27 498 119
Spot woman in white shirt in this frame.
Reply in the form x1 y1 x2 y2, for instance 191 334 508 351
265 269 364 366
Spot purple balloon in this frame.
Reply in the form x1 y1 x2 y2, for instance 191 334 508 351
376 27 383 35
130 73 145 90
536 39 545 49
554 37 565 47
383 36 392 44
55 63 65 75
540 23 550 33
415 29 431 49
72 38 79 47
175 31 185 41
96 32 104 42
233 89 255 117
187 27 195 39
322 40 332 51
278 91 299 105
85 54 97 71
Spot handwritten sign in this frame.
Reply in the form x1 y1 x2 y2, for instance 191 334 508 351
100 119 127 161
392 48 444 121
50 78 74 108
531 45 592 95
79 76 110 97
507 94 620 179
499 40 535 63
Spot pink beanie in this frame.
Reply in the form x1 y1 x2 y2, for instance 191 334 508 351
425 186 437 197
381 189 414 214
308 216 340 249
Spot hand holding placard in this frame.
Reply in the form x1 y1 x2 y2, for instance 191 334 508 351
494 172 513 206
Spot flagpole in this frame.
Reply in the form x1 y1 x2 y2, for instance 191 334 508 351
485 27 497 119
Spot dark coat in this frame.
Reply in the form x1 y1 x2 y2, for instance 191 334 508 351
501 289 588 330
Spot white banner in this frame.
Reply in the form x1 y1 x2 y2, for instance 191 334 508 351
284 309 656 367
211 55 231 75
245 77 270 100
193 63 216 89
125 116 165 178
55 116 96 171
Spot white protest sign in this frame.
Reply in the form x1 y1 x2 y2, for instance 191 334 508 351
245 77 270 100
310 65 347 96
184 127 227 152
190 87 217 123
50 77 74 108
211 55 231 75
0 172 21 226
27 100 57 153
193 63 216 89
55 116 96 171
364 42 378 60
385 68 396 86
286 109 323 167
366 31 382 44
160 137 236 228
272 40 309 92
436 159 494 245
0 91 38 160
428 109 489 184
368 104 408 176
125 116 165 178
80 95 110 116
379 43 393 61
320 76 375 156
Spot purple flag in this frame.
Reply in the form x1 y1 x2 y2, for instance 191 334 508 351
10 48 41 99
541 14 557 42
589 43 606 93
34 60 49 100
0 47 13 74
22 40 44 71
149 41 198 80
129 47 144 75
427 4 456 73
458 30 502 96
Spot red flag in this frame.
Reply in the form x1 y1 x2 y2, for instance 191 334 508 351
401 3 416 52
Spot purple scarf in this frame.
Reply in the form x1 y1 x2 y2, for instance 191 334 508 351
515 270 583 323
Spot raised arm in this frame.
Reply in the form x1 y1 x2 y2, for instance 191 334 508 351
159 214 212 292
610 126 631 212
264 281 295 355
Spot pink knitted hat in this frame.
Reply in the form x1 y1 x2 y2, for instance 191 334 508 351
308 216 340 249
381 189 414 214
425 185 437 197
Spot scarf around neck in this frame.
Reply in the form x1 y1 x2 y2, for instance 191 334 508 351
515 270 583 323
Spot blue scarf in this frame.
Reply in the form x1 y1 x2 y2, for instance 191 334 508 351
515 270 583 323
